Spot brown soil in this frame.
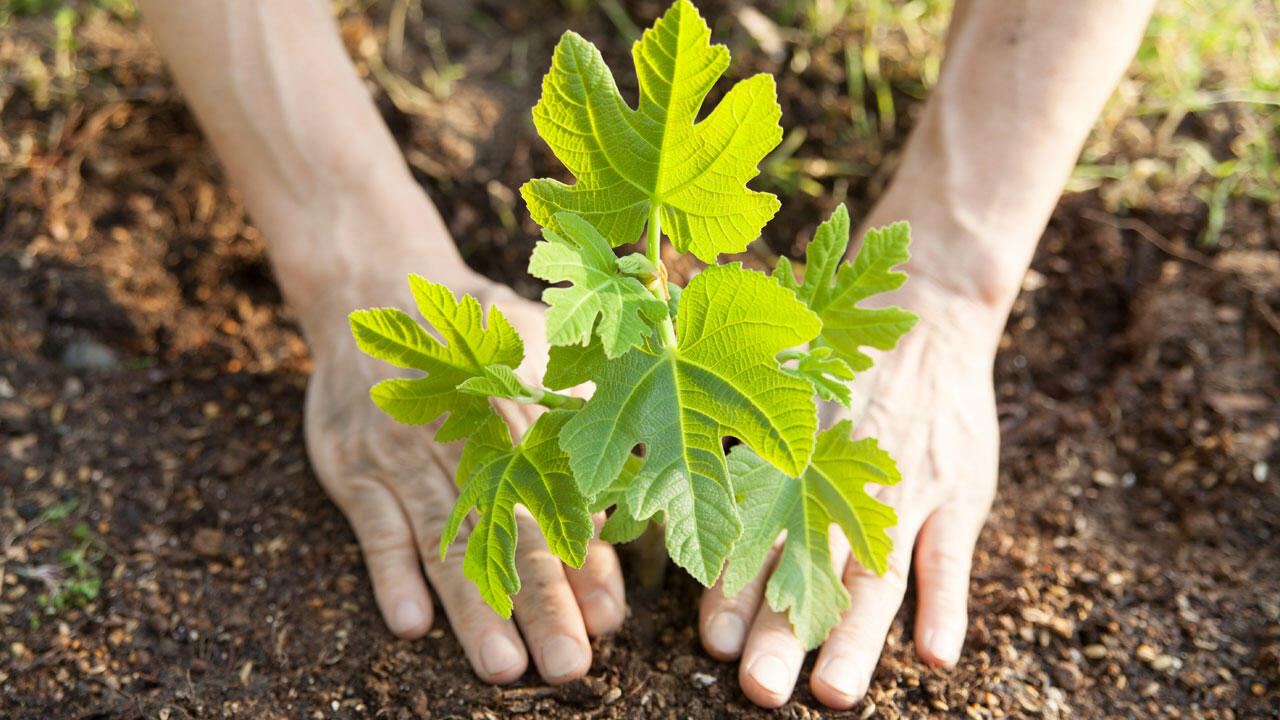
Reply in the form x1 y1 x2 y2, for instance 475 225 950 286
2 2 1279 718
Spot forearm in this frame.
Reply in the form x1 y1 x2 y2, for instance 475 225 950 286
136 0 470 343
863 0 1156 341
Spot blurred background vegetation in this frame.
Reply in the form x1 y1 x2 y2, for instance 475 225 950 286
3 0 1277 246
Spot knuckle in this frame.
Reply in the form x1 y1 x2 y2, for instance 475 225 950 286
360 525 415 557
917 544 973 578
881 561 911 594
847 557 910 595
827 618 872 648
575 540 620 580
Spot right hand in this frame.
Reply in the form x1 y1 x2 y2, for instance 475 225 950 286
697 277 1002 708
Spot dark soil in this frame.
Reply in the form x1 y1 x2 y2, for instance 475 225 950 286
3 2 1279 718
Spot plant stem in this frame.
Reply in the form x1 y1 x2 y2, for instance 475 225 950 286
631 520 669 591
646 205 679 348
518 383 585 411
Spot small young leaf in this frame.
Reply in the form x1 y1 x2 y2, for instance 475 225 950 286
724 420 901 649
442 411 594 617
616 253 658 278
561 264 821 585
780 347 856 408
544 339 608 391
349 275 524 442
529 212 668 358
776 206 918 371
457 365 527 400
521 0 783 261
772 255 799 294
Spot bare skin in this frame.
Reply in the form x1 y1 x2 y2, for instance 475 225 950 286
697 0 1157 708
137 0 1155 707
136 0 623 684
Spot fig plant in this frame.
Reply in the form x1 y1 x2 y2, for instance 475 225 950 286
350 0 917 648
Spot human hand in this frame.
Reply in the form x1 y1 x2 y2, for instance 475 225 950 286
293 201 625 685
697 280 1002 708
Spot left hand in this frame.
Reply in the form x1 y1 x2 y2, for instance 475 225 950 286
697 281 1002 708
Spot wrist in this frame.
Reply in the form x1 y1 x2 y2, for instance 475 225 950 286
863 187 1033 318
855 197 1024 356
259 168 482 349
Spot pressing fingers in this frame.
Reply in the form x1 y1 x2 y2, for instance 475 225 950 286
737 599 808 708
420 531 529 684
401 466 529 685
736 531 851 708
912 503 983 666
810 533 918 710
698 542 781 660
510 510 593 683
339 476 435 639
563 514 626 636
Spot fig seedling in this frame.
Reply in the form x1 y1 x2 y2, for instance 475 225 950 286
351 0 917 648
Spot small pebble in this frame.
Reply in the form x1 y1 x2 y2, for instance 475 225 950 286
1136 644 1157 663
1053 660 1083 690
61 338 121 372
1083 644 1108 660
603 687 622 704
1151 654 1179 672
191 527 226 557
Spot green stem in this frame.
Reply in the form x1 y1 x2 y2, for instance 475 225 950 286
646 205 679 349
645 205 663 268
518 383 585 410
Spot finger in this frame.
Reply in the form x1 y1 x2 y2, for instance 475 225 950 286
563 515 626 637
737 590 808 708
698 540 783 661
736 527 853 707
810 529 918 710
511 508 593 683
339 476 434 639
420 534 530 684
400 466 530 685
913 504 981 667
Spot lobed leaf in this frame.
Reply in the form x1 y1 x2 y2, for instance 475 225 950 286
775 206 919 371
780 347 856 408
349 275 524 442
589 455 650 544
521 0 783 262
457 365 527 400
442 411 594 617
561 264 821 585
529 212 669 358
724 420 901 649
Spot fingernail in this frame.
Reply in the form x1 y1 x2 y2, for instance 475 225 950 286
541 634 585 679
746 653 792 697
924 628 962 666
479 632 523 677
704 612 746 656
392 599 426 635
817 656 866 701
581 590 620 631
